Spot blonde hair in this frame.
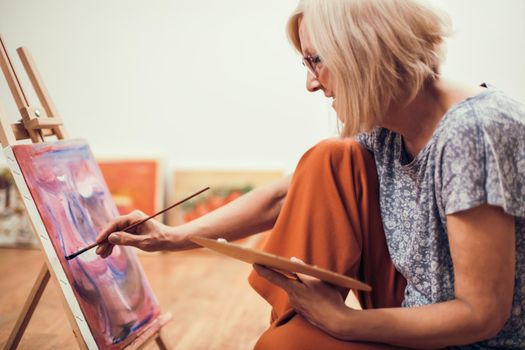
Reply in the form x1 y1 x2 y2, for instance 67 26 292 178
287 0 451 137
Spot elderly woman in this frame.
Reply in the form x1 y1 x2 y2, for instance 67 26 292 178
97 0 525 348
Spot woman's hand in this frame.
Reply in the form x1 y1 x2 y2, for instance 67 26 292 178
96 210 175 257
253 263 350 337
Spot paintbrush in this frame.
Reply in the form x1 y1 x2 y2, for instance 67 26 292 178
65 186 210 260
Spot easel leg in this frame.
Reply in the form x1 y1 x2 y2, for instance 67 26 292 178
6 263 50 350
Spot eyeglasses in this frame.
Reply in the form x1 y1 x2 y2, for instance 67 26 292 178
302 55 322 77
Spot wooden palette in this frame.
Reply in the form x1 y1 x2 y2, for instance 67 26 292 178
190 236 372 291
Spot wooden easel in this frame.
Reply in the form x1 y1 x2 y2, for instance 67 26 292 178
0 35 170 350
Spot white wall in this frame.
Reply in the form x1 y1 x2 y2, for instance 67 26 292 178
0 0 524 173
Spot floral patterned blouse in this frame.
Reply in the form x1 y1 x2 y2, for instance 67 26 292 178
356 85 525 349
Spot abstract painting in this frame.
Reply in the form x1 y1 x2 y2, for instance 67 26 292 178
168 169 283 247
11 140 160 349
97 159 164 217
0 167 36 247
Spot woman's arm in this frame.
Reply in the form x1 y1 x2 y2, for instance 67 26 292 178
255 204 515 348
96 175 291 255
334 204 515 347
168 175 292 250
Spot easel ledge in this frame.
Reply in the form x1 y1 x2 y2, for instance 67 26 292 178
0 34 171 350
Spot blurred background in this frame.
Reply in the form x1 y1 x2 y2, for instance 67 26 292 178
0 0 523 173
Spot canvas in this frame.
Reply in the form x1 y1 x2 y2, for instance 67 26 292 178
97 159 163 217
9 140 160 349
0 167 36 247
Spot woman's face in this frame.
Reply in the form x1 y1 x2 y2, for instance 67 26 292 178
298 20 336 110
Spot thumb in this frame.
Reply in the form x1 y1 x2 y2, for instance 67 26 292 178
108 232 142 247
290 256 317 284
290 256 305 264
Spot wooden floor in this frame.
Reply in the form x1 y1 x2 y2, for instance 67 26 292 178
0 247 271 349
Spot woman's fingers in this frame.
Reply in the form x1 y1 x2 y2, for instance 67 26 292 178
95 242 107 254
289 256 317 285
253 264 300 293
96 212 142 256
254 260 322 291
96 241 113 257
290 256 305 264
97 214 132 243
96 211 157 258
295 273 319 288
98 234 131 258
108 232 144 248
101 244 115 259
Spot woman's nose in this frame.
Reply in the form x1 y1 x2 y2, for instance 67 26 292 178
306 72 321 92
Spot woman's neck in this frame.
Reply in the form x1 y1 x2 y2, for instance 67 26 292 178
379 79 484 159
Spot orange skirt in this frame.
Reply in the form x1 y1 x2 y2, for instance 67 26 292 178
248 139 408 350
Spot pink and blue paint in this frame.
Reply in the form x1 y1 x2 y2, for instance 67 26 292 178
13 140 160 349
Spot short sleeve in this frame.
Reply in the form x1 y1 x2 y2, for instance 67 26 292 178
354 132 375 152
440 102 525 218
354 128 389 154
